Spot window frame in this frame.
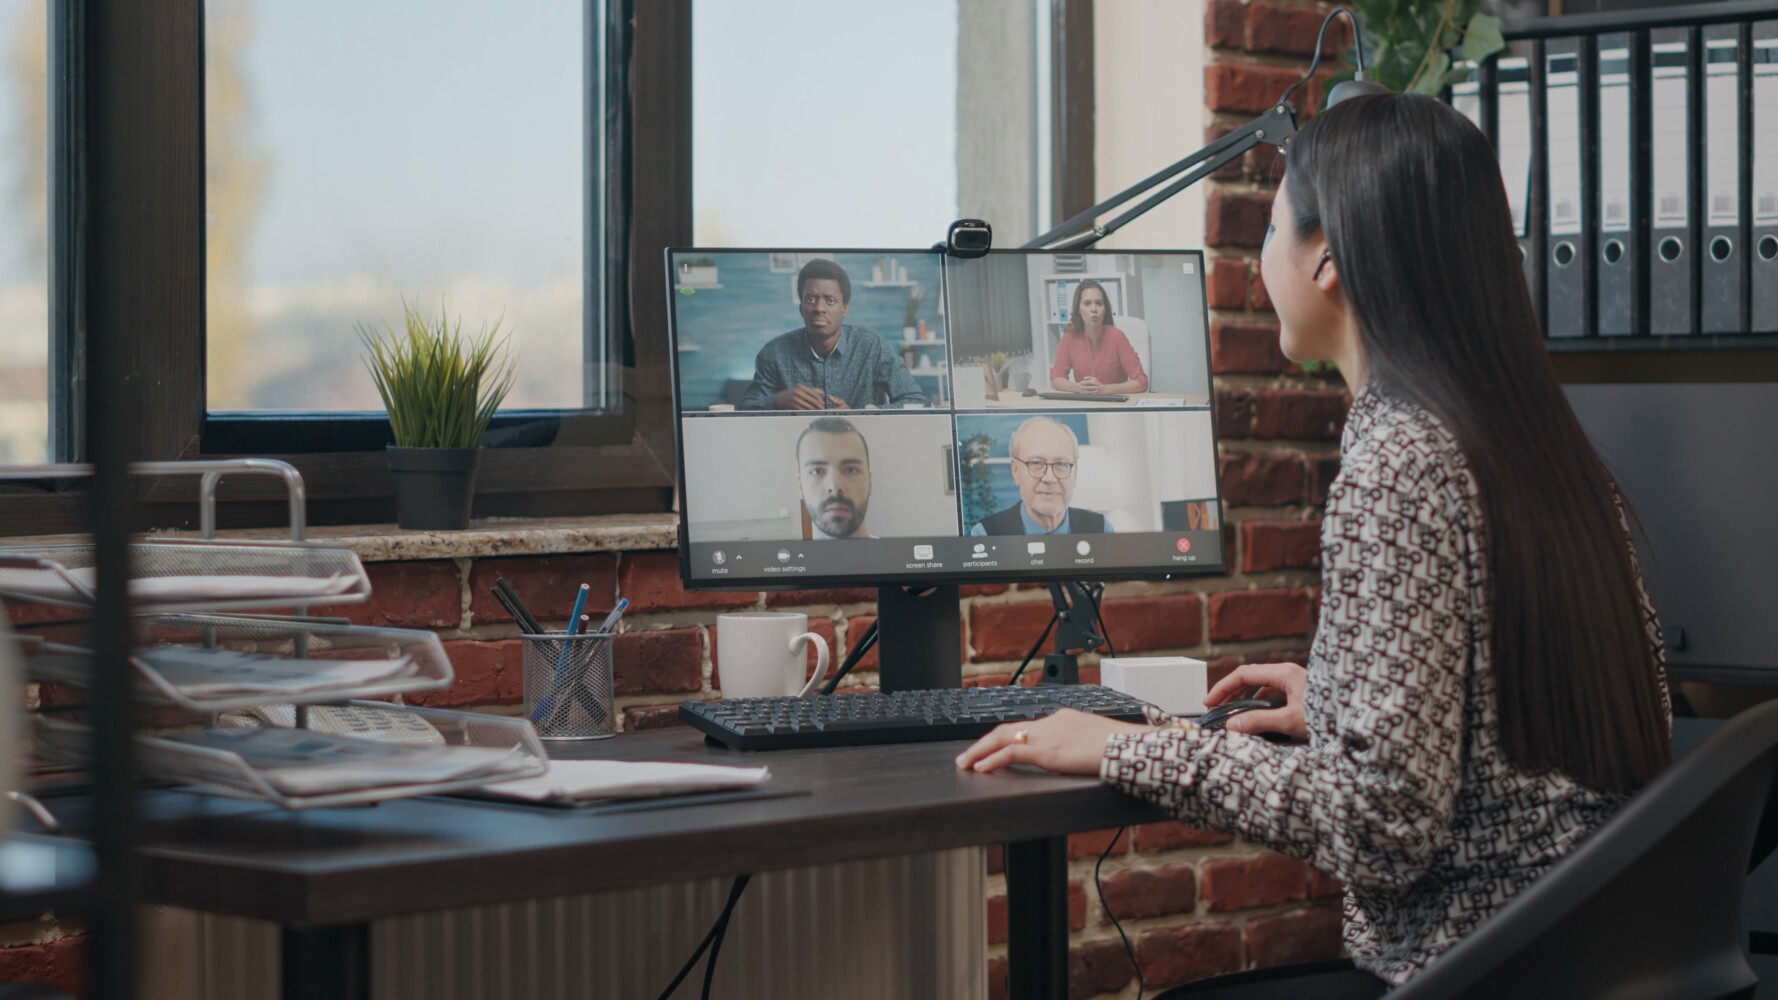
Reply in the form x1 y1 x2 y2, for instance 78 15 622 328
0 0 690 535
1 0 1112 535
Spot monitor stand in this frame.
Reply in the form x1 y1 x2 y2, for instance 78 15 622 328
875 585 962 692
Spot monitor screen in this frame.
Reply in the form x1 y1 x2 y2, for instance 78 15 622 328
666 248 1226 589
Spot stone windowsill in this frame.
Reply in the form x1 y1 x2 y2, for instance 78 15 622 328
5 513 681 564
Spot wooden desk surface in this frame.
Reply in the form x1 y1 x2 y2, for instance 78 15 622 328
43 727 1165 926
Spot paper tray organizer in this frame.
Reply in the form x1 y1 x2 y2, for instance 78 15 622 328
0 539 371 614
25 613 455 712
0 459 369 613
37 703 548 810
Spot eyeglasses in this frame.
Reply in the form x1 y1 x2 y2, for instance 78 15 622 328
1015 458 1075 479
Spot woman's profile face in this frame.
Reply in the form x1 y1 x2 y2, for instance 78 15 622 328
1078 287 1107 327
1261 180 1342 364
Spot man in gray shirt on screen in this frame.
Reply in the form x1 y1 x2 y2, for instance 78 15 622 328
738 259 930 410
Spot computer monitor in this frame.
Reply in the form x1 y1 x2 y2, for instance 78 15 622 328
666 247 1226 689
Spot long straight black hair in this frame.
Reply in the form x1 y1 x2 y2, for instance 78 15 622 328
1285 93 1669 795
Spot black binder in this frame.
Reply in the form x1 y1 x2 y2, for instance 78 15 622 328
1754 20 1778 334
1498 42 1542 325
1596 32 1641 337
1648 27 1697 336
1700 23 1750 334
1544 37 1589 338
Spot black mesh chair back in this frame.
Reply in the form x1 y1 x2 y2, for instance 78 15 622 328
1391 699 1778 1000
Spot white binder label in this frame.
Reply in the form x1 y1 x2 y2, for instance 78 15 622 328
1498 58 1533 237
1706 39 1741 228
1652 43 1689 228
1547 55 1583 237
1599 50 1632 234
1756 40 1778 226
1452 76 1482 132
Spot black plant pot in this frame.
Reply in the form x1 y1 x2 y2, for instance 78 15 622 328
386 446 481 530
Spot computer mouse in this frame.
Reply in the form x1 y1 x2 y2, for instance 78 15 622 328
1196 697 1286 732
1021 388 1038 397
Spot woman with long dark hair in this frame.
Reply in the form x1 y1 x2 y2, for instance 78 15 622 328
1049 279 1150 395
957 93 1670 996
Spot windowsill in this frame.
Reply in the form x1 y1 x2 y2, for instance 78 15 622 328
3 513 681 563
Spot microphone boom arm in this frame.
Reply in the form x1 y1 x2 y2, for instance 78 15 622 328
1025 102 1300 251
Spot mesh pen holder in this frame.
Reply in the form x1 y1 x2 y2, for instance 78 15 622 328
520 632 617 741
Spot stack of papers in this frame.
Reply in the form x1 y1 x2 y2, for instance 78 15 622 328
156 727 533 797
232 703 447 745
0 566 358 604
136 646 417 697
478 759 772 805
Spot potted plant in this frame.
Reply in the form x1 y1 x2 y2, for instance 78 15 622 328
988 350 1011 390
360 301 517 530
1321 0 1505 102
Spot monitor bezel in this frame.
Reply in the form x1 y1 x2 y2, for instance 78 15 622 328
664 245 1228 591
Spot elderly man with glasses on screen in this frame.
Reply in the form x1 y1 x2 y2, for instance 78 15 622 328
969 417 1115 536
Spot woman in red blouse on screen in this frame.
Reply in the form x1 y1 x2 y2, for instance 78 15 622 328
1048 280 1149 395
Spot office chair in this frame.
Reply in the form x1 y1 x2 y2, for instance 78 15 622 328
1385 697 1778 1000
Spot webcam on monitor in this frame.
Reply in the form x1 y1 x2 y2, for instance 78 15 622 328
944 218 992 259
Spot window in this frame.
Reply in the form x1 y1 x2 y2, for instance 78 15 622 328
203 0 600 416
691 0 1061 248
0 0 50 466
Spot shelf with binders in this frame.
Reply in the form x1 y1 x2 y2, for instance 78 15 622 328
1455 3 1778 347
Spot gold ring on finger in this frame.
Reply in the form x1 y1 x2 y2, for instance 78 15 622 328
1012 730 1029 744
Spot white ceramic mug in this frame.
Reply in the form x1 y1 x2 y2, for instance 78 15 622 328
717 611 831 698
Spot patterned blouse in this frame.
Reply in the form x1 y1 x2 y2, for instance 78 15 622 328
1100 385 1668 987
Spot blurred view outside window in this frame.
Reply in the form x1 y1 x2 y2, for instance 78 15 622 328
0 1 48 464
204 1 590 414
692 0 1050 248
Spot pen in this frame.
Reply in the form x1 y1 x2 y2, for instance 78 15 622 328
494 578 545 635
530 583 591 727
592 597 629 635
565 583 592 638
491 587 531 632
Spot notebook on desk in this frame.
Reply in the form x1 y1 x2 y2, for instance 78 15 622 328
453 759 778 810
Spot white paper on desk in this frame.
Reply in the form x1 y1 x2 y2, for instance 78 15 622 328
157 727 531 797
0 565 87 601
478 759 771 804
136 647 417 696
102 571 358 602
0 567 358 604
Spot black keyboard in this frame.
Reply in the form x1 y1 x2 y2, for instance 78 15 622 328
679 685 1152 751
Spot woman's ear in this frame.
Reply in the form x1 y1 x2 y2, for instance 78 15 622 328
1311 249 1339 289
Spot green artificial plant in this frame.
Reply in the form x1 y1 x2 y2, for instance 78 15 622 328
1322 0 1507 104
360 301 518 449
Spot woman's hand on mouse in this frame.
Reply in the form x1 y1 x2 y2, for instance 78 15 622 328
954 709 1150 775
1205 662 1309 741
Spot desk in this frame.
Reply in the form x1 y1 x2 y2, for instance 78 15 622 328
45 728 1165 1000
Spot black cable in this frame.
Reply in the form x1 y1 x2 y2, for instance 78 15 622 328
1006 609 1059 687
655 873 751 1000
1277 7 1367 108
1083 582 1115 659
820 620 878 695
700 873 751 1000
1095 827 1144 1000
